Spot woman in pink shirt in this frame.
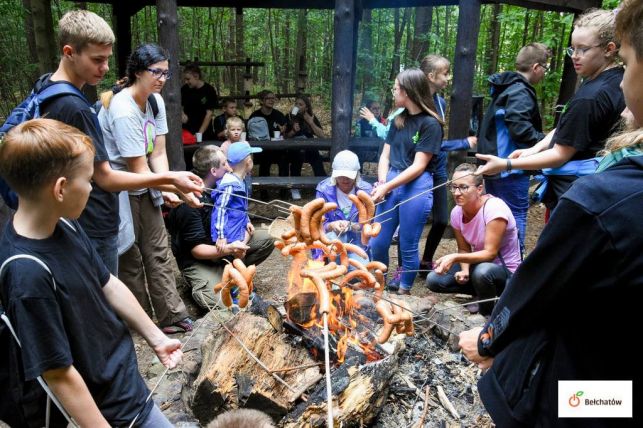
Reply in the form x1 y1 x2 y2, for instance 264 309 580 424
426 163 521 315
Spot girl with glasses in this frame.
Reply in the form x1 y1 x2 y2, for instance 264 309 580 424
476 8 625 217
98 43 194 334
426 163 521 316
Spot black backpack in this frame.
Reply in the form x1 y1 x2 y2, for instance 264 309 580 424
0 77 88 210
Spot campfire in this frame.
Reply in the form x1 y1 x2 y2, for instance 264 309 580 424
191 196 421 426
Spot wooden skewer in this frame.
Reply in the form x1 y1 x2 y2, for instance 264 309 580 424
269 362 323 374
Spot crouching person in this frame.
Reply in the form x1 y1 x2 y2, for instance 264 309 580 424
0 119 181 427
167 146 251 310
314 150 372 267
426 163 521 315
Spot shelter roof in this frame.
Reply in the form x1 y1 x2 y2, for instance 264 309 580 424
90 0 599 14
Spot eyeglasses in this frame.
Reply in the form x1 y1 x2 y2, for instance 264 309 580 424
539 63 550 72
390 86 400 95
448 184 475 194
565 45 601 57
147 68 171 80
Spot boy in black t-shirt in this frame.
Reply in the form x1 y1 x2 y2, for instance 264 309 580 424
0 119 181 427
181 63 219 140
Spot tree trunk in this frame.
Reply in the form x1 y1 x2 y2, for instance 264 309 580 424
386 8 409 109
282 354 399 427
22 0 39 82
31 0 57 75
485 4 501 78
235 7 244 96
522 10 530 46
359 9 374 98
156 0 185 170
282 14 291 94
411 6 433 63
191 312 321 425
444 6 451 58
294 9 308 94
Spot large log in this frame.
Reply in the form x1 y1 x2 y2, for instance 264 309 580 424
191 312 321 425
281 354 399 427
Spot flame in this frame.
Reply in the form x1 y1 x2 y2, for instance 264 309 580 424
284 246 382 365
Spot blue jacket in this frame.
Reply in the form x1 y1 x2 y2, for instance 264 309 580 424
315 177 373 247
211 173 249 243
476 155 643 426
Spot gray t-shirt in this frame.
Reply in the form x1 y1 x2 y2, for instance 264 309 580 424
98 89 168 195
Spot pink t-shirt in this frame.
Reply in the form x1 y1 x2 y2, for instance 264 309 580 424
450 196 521 272
220 140 232 155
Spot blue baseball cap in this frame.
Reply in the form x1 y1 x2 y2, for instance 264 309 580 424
227 142 262 165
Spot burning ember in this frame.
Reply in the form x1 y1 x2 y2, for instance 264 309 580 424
273 196 415 365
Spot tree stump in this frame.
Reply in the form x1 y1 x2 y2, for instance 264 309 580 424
191 312 321 425
281 354 399 427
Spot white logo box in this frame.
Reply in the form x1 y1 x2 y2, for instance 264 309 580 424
558 380 632 418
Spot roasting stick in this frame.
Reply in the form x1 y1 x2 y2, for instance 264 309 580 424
200 201 278 222
203 186 294 215
127 293 225 428
334 284 461 336
365 172 475 224
322 312 334 427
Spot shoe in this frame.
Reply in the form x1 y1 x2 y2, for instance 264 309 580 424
387 266 402 291
291 189 302 200
397 288 411 296
161 317 194 334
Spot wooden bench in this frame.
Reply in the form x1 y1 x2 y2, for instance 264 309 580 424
183 137 382 171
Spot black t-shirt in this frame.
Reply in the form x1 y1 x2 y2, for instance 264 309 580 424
249 108 287 138
181 82 218 137
167 198 216 270
387 112 443 173
39 78 118 238
0 219 152 426
552 67 625 160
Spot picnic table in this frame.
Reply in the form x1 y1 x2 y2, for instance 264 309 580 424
183 136 383 171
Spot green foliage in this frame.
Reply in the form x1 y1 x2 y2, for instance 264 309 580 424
0 2 594 128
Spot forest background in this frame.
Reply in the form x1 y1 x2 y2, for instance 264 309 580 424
0 0 619 130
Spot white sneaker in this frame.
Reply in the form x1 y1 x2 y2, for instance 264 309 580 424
291 189 302 200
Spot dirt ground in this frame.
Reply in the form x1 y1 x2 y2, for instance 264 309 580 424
132 184 547 427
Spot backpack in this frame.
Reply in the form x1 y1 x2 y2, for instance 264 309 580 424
94 91 159 118
0 77 89 210
247 116 271 141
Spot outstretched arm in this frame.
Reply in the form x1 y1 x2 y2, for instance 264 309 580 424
103 275 182 368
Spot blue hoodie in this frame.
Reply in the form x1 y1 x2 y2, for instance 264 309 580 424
211 173 249 243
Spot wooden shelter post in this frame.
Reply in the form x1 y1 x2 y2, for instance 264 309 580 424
447 0 482 173
331 0 358 159
157 0 185 170
112 3 133 78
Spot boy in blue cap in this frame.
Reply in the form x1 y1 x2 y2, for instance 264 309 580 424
211 142 273 275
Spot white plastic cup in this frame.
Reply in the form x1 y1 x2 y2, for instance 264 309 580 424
274 130 281 140
195 132 203 143
241 132 247 141
291 106 299 116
